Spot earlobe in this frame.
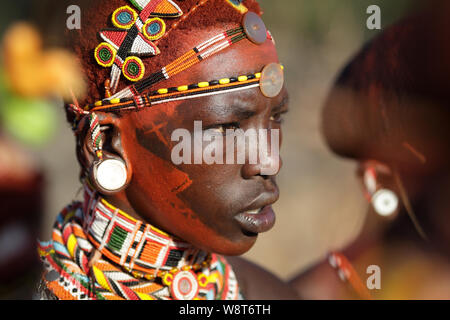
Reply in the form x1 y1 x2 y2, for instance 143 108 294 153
91 156 129 194
79 112 133 194
361 161 399 218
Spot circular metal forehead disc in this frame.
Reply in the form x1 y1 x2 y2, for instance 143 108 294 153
243 12 267 45
260 63 284 98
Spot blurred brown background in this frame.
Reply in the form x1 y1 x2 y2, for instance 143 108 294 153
0 0 418 293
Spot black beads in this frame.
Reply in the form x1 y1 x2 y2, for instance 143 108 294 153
243 12 267 45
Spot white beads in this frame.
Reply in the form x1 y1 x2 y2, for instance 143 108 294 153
170 270 199 300
95 159 127 191
372 189 399 217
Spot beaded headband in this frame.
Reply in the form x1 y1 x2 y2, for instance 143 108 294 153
69 0 284 161
84 64 284 113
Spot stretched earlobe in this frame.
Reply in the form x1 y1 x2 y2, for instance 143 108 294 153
90 156 129 194
363 166 399 217
79 112 132 194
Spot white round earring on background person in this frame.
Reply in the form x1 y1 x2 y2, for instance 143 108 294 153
371 188 399 217
94 159 127 192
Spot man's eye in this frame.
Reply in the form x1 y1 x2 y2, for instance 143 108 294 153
206 122 240 135
270 113 284 124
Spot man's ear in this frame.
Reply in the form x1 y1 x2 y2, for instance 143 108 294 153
78 112 133 194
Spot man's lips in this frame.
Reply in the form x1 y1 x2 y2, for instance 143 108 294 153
233 181 279 235
234 205 276 234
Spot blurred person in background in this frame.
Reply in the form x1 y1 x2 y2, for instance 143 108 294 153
0 2 47 300
0 127 43 300
290 1 450 300
0 5 85 297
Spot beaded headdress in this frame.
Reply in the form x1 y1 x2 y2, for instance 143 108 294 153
37 0 285 301
67 0 284 161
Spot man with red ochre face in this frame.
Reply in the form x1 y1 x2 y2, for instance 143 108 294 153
37 0 297 300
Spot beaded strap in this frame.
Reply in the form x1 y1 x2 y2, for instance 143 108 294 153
86 71 262 112
154 0 211 46
110 27 248 100
328 252 373 300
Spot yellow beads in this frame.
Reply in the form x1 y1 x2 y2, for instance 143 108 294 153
121 254 212 285
219 78 230 84
197 273 209 287
157 88 168 94
198 82 210 88
238 75 248 82
144 274 155 281
162 273 174 286
177 85 188 91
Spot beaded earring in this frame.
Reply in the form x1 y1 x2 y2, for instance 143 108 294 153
88 113 128 192
364 167 399 217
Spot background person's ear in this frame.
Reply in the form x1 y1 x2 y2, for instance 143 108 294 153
78 112 133 194
357 160 400 219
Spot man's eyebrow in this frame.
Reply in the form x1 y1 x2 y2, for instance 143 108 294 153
205 100 257 119
211 95 289 119
231 106 257 119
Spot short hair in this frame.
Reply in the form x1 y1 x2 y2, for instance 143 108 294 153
322 8 450 171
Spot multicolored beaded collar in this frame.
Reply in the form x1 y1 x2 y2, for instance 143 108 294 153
37 183 241 300
82 184 209 279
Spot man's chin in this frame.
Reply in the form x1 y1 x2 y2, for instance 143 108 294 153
206 233 258 256
194 234 258 256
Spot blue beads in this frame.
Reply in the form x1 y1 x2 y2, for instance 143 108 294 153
117 11 133 24
147 22 161 35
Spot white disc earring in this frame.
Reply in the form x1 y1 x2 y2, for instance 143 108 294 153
94 159 128 192
371 188 399 217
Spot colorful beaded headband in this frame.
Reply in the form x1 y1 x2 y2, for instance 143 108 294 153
85 63 284 113
87 0 283 103
69 0 285 162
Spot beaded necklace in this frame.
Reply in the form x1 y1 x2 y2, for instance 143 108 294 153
37 184 241 300
82 185 209 278
328 252 373 300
